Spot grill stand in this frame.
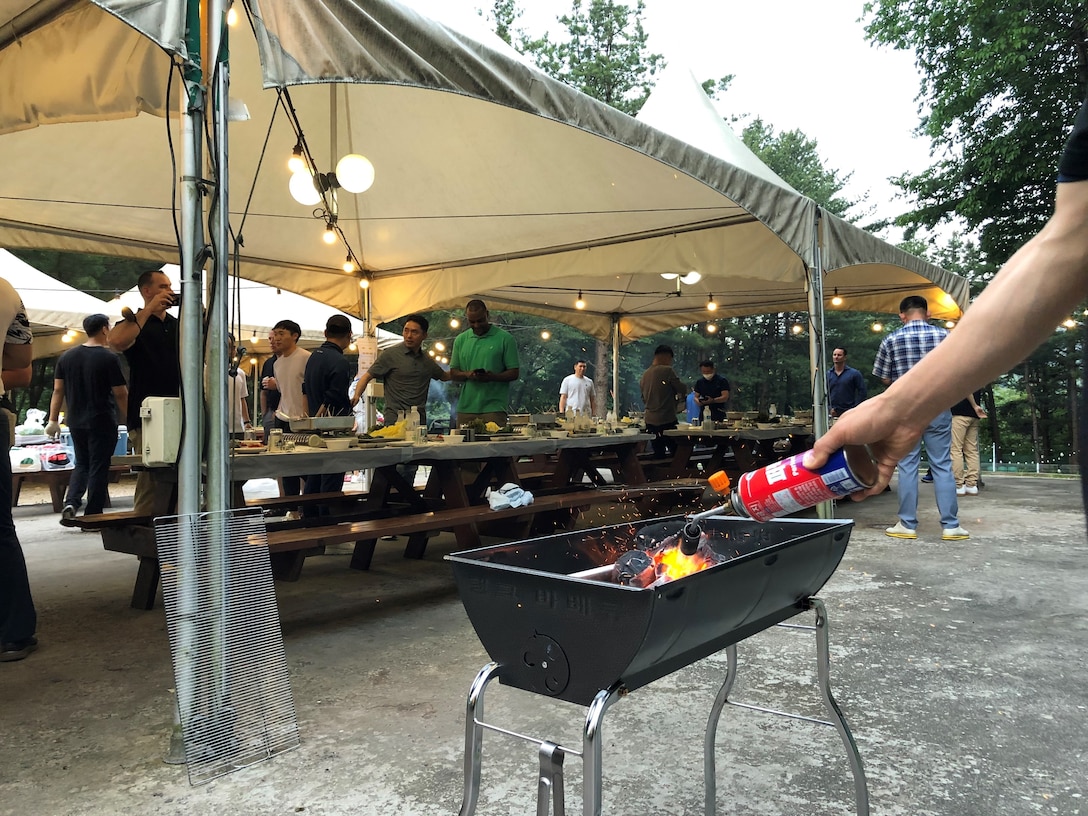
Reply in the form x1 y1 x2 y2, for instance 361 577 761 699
704 597 869 816
456 597 868 816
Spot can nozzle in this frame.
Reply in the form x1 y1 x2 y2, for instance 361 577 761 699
680 521 701 556
707 470 731 494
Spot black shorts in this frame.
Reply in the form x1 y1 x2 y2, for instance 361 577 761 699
1058 98 1088 182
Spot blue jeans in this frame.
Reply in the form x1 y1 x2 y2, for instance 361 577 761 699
64 427 118 515
0 410 36 644
895 410 960 530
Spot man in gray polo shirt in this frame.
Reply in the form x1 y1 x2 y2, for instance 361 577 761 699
351 313 450 428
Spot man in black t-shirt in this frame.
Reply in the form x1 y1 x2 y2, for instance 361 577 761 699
47 314 128 521
692 360 731 422
109 270 180 516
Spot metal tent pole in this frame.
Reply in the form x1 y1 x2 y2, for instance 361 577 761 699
808 208 832 519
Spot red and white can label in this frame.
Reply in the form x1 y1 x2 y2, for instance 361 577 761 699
736 449 867 522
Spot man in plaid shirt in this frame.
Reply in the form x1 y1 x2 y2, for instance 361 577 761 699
873 295 969 541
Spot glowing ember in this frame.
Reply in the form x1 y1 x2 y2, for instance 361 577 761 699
654 545 718 581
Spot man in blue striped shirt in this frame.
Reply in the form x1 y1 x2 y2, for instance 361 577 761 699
873 296 968 541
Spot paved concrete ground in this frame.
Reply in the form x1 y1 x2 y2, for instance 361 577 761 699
2 473 1086 816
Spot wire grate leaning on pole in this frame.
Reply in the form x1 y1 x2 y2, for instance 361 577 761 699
156 508 299 784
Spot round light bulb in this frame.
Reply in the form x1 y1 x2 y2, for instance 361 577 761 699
434 341 445 352
871 322 883 333
249 356 257 366
706 299 718 312
359 277 370 290
289 170 321 205
706 323 717 333
226 7 239 26
322 227 337 245
450 318 460 329
791 324 803 335
343 256 356 273
335 154 375 194
831 295 843 306
575 292 586 310
541 330 551 340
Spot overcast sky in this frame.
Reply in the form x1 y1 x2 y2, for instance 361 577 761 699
405 0 936 233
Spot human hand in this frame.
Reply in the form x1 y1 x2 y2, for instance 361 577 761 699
262 376 278 391
803 394 926 500
44 420 61 438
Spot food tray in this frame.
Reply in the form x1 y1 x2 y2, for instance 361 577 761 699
288 416 356 432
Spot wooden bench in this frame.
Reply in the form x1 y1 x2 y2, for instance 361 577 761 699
12 465 130 512
73 481 706 610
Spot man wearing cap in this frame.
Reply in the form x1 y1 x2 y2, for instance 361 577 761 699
302 315 354 502
47 314 129 523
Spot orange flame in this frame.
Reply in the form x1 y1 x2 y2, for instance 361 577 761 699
653 545 717 582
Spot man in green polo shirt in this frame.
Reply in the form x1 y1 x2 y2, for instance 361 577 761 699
449 299 520 428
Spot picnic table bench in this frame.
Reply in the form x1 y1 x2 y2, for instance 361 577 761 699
69 480 705 609
12 464 131 512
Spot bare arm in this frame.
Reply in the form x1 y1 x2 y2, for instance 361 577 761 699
807 180 1088 495
558 393 568 413
2 364 32 390
48 379 65 422
113 385 129 425
1 342 31 373
350 371 373 407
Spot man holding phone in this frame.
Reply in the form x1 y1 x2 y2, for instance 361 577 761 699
449 299 519 428
109 269 180 516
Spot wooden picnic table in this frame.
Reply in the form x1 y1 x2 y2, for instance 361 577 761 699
661 425 813 479
76 434 700 609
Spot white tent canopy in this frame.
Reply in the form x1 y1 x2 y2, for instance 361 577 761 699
0 249 120 357
0 0 968 345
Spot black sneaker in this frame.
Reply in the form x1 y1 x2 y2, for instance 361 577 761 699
0 636 38 662
60 505 78 526
920 471 933 483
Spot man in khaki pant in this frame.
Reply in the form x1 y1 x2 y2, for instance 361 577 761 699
950 390 986 496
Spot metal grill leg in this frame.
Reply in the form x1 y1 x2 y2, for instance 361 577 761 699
582 684 624 816
703 644 739 816
811 598 870 816
536 742 566 816
458 662 502 816
702 601 870 816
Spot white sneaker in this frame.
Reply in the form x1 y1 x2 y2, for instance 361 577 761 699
885 521 917 539
942 526 970 540
956 485 967 496
965 485 978 495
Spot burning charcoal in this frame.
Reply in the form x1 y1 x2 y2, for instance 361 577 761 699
613 550 657 588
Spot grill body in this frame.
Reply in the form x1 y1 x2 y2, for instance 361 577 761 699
448 514 852 706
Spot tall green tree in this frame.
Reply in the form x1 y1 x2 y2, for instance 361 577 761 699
741 118 858 220
519 0 665 117
863 0 1088 262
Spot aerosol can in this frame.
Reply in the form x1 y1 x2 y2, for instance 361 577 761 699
678 445 877 555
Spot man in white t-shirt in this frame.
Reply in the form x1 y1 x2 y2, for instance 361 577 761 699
558 360 595 415
266 319 311 498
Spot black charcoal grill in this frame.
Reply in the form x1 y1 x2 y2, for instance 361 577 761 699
447 514 869 816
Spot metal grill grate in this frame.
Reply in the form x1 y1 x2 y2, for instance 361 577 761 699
156 508 299 785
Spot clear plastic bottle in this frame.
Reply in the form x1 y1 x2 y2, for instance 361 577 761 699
701 405 713 430
407 405 420 440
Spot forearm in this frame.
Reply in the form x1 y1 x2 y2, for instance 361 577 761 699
109 314 143 352
48 389 63 421
889 196 1088 428
558 395 568 413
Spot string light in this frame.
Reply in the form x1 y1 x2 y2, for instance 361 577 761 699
359 276 370 289
322 220 338 245
248 356 257 366
1062 318 1077 328
790 323 803 335
706 294 718 312
287 142 305 174
450 318 460 329
434 341 446 352
871 322 883 333
575 291 586 310
342 255 356 273
831 288 843 307
706 324 717 334
226 6 239 26
541 330 551 340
